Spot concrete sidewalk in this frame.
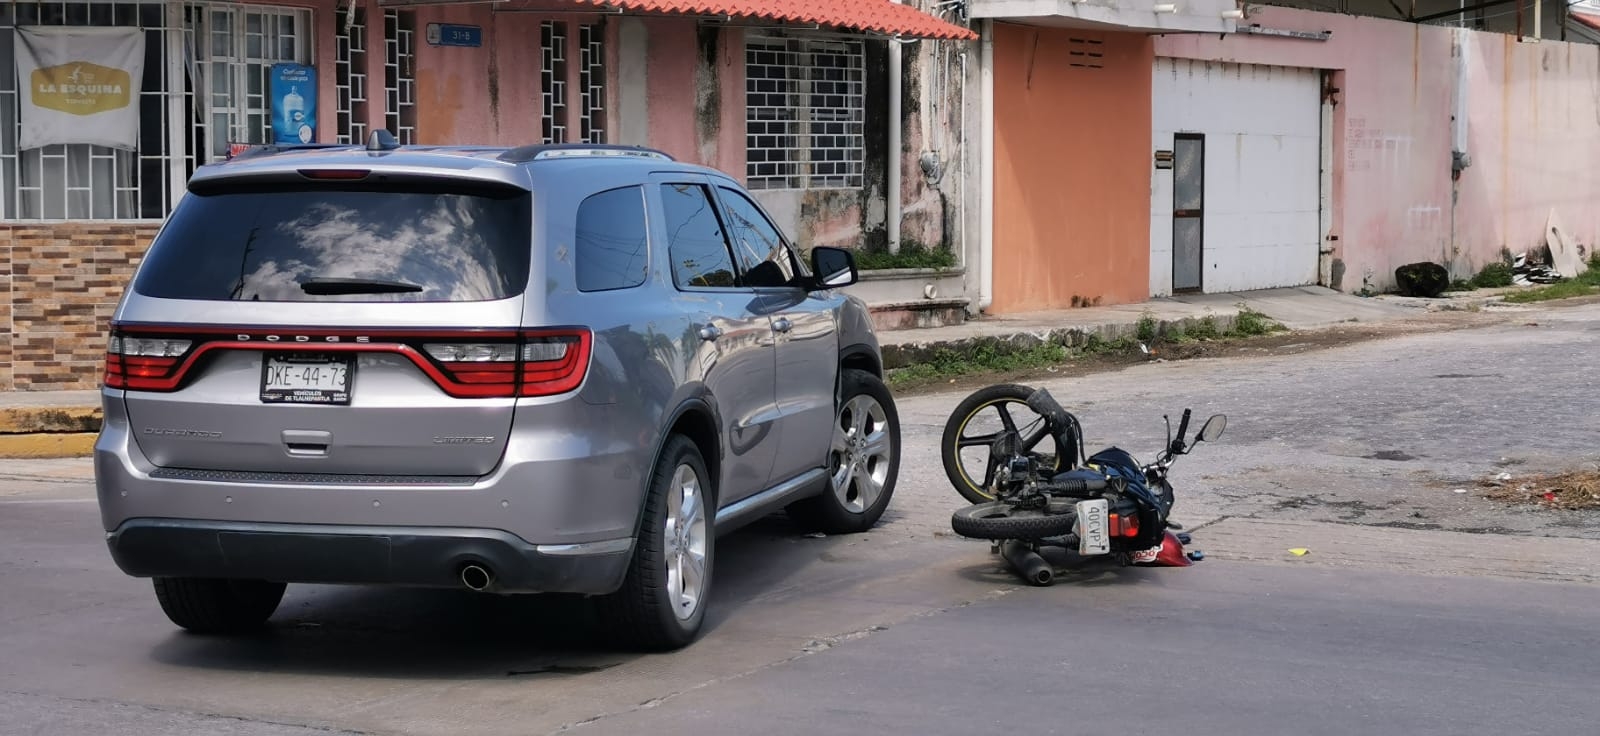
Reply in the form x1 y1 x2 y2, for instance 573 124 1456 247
0 285 1507 458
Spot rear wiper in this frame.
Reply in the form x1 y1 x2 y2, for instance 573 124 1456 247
299 277 424 295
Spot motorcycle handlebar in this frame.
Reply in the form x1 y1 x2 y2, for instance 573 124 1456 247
1174 409 1192 448
1026 388 1065 420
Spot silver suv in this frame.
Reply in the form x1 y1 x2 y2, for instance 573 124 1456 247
94 137 901 650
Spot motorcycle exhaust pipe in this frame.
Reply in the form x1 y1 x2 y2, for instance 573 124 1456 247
460 563 495 592
1000 540 1054 586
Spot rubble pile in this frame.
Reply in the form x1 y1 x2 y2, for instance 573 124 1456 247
1511 253 1564 286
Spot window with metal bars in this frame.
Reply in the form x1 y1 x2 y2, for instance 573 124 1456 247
188 4 313 161
745 35 865 190
0 1 190 220
0 1 309 221
578 23 604 144
384 9 417 144
335 8 369 145
541 21 568 144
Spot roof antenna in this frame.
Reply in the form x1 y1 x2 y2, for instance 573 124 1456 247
367 130 400 152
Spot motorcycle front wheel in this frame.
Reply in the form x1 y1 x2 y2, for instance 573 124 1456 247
951 501 1076 540
940 384 1071 504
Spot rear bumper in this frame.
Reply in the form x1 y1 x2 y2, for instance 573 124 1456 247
107 518 633 595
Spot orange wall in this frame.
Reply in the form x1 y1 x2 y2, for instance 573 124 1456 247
992 25 1153 313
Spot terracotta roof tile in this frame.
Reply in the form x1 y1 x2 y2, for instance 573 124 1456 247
573 0 977 40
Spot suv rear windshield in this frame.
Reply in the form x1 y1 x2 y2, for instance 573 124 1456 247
133 185 532 302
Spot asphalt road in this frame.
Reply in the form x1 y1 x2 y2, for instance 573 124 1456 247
3 301 1599 735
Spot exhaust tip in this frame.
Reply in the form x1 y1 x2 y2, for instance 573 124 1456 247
460 563 494 592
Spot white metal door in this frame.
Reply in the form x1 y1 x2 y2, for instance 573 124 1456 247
1150 59 1322 295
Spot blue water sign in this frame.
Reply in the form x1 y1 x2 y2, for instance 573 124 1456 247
426 23 482 47
270 63 318 144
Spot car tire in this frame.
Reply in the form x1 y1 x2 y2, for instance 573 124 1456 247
787 368 901 535
599 434 715 651
152 577 286 634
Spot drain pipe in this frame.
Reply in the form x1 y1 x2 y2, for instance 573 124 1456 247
977 19 995 311
888 24 904 255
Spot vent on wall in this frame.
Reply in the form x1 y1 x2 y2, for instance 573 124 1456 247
1068 37 1104 69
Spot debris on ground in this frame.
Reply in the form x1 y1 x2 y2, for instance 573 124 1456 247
1512 252 1565 285
1480 468 1600 510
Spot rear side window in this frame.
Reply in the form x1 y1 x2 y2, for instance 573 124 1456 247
133 186 532 302
659 183 737 289
575 186 649 292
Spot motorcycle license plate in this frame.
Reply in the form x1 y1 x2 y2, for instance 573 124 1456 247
1075 499 1111 556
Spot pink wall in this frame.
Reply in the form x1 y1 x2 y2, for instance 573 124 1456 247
405 4 608 145
639 19 746 174
1156 7 1600 290
1459 35 1600 262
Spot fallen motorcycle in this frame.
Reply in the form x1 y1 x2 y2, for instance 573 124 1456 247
941 383 1225 585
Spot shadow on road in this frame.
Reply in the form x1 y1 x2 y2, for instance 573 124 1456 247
144 514 881 679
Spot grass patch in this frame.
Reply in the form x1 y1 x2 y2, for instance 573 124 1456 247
888 342 1071 387
1443 278 1475 293
1499 255 1600 303
1232 307 1286 336
853 241 958 271
1471 262 1514 288
1136 312 1158 343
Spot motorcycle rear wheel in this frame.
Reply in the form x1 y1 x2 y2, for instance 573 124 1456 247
940 384 1071 505
951 501 1076 540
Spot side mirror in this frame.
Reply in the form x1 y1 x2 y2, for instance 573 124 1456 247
1197 415 1226 442
810 246 858 289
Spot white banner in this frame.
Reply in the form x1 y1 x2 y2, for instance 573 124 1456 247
13 26 146 151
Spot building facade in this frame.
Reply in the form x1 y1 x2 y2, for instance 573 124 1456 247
0 0 974 390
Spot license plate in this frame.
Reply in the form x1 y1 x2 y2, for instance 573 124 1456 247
1075 498 1110 556
260 353 353 405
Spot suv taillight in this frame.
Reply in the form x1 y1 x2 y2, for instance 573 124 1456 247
422 329 591 398
104 333 192 390
103 325 591 398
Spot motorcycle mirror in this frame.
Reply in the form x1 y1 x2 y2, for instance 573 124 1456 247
1197 414 1227 442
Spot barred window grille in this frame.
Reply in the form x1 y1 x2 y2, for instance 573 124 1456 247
745 35 865 190
541 21 568 144
0 1 194 220
0 1 313 221
578 24 605 144
191 4 313 162
335 8 369 145
384 9 417 144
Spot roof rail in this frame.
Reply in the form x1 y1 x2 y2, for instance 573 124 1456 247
497 144 674 164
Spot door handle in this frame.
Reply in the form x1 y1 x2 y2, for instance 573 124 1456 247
282 430 331 457
698 324 723 341
772 317 793 334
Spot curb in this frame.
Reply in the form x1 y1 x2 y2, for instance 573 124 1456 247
0 432 98 459
881 312 1241 371
0 406 101 459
